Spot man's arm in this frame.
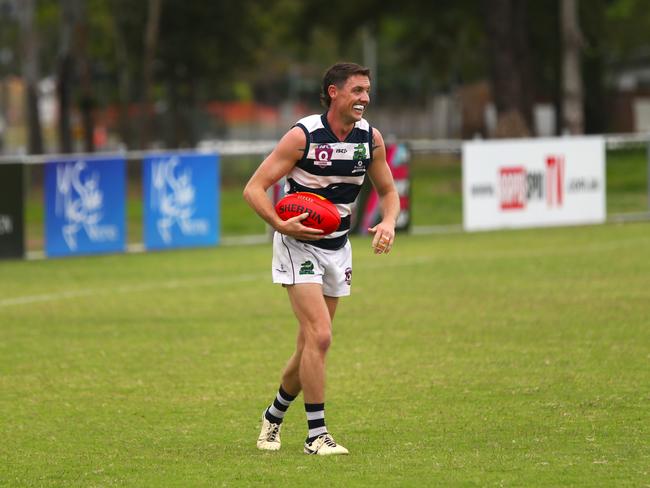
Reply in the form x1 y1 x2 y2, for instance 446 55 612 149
243 127 324 240
367 128 400 254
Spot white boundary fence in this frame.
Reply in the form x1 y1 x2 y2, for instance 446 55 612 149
0 134 648 260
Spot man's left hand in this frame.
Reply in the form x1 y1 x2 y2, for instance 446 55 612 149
368 223 395 255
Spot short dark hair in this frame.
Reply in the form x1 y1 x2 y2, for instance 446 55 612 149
320 62 371 108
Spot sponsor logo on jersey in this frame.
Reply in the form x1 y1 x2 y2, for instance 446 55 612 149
353 143 367 161
352 160 366 174
314 144 333 168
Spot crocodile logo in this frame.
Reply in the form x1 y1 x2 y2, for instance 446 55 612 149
353 143 367 161
299 260 315 275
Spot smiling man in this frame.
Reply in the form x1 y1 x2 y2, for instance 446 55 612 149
243 62 400 455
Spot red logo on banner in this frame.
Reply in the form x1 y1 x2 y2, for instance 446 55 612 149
499 167 526 210
546 155 564 207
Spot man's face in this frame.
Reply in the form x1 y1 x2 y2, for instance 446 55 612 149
329 74 371 123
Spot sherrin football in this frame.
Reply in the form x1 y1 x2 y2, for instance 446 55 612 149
275 192 341 236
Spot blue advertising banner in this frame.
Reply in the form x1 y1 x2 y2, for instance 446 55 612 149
143 152 219 250
45 157 126 257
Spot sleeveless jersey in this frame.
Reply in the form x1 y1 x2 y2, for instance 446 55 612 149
287 113 373 250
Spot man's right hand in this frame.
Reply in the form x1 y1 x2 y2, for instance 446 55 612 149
276 213 324 241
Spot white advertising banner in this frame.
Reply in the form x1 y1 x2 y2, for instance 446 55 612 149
463 137 606 231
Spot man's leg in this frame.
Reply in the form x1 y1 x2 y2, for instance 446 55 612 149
286 285 348 455
256 289 333 451
280 293 338 396
285 283 332 403
257 285 346 454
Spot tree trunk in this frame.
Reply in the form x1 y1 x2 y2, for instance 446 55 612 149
168 77 180 148
75 2 95 152
57 0 77 153
0 78 7 153
483 0 533 138
582 0 606 134
18 0 43 154
551 0 564 136
561 0 584 134
141 0 162 149
512 1 534 131
111 10 133 149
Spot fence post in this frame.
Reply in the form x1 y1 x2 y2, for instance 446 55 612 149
647 140 650 213
0 162 25 259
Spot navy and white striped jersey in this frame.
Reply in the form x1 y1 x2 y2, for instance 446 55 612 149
287 113 373 250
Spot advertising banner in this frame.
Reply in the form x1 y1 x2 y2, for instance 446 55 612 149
0 163 25 259
45 157 126 257
351 143 411 234
463 137 606 231
143 152 219 250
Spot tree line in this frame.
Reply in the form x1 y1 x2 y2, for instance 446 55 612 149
1 0 649 154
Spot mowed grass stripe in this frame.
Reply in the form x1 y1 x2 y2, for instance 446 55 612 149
2 226 649 308
0 273 266 308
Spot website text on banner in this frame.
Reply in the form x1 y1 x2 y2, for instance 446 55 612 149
45 157 126 257
143 153 219 250
462 137 606 231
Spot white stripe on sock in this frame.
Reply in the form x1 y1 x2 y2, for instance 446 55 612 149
268 405 285 419
306 410 325 421
276 393 291 407
308 426 328 438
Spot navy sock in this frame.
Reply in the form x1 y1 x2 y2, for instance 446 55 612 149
264 385 297 424
305 402 327 442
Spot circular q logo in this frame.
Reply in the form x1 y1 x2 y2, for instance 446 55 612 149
315 144 333 162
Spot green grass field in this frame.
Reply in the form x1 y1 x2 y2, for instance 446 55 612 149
1 222 649 486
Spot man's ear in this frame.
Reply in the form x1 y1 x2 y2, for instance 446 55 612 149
327 84 337 101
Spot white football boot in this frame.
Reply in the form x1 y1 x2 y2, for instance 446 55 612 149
303 433 349 455
256 412 282 451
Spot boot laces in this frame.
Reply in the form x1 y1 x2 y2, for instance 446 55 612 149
266 423 280 442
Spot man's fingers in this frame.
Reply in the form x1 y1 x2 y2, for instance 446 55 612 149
301 227 324 238
288 212 309 223
282 213 324 240
372 232 393 254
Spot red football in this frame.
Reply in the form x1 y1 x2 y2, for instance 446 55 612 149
275 192 341 235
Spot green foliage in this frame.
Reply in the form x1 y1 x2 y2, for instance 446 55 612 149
1 224 649 485
3 0 650 145
605 0 650 61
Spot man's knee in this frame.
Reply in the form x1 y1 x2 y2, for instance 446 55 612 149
306 324 332 354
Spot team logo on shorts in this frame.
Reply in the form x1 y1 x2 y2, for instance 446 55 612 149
314 144 333 168
344 267 352 285
299 260 315 275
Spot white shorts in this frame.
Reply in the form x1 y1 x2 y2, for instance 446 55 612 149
272 232 352 297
